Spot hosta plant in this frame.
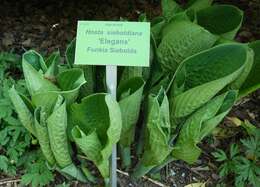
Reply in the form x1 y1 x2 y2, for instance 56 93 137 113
8 0 260 184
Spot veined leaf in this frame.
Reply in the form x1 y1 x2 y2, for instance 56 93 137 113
170 44 249 119
34 108 56 166
197 5 243 39
9 86 36 136
70 94 122 178
47 97 72 168
133 89 171 178
157 20 218 72
118 77 145 147
172 90 237 164
118 77 145 168
240 40 260 97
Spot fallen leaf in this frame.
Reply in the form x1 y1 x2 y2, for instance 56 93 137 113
184 182 206 187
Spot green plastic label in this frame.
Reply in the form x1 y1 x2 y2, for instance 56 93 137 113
75 21 150 66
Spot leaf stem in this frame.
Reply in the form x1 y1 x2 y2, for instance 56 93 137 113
120 146 131 170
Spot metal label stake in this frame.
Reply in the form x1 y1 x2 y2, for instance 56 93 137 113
75 21 150 187
106 65 117 187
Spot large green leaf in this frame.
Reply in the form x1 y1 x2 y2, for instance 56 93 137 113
34 107 56 166
9 86 36 136
70 94 122 178
133 89 171 178
197 5 243 39
118 77 145 168
170 44 250 119
118 77 145 147
47 97 72 168
172 91 237 164
240 40 260 97
22 52 60 95
157 20 218 72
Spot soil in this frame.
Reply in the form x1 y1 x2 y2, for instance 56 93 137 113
0 0 259 186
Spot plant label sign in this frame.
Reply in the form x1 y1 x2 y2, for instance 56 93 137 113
75 21 150 66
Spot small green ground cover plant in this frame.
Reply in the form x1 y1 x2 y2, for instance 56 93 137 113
1 0 260 186
0 52 55 187
213 129 260 187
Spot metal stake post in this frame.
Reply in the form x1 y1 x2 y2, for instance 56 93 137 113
106 65 117 187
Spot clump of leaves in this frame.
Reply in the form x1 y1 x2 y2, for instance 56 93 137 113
212 130 260 186
6 0 260 184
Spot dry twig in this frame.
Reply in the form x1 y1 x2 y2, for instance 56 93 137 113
117 169 169 187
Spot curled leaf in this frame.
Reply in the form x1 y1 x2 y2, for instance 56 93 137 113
34 107 56 166
118 77 145 168
172 91 237 163
197 5 243 39
9 86 36 136
240 40 260 97
47 97 72 168
170 44 250 119
23 50 47 72
133 89 171 178
70 94 122 178
118 77 145 147
22 52 60 95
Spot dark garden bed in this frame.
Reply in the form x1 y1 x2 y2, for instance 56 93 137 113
0 0 259 186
